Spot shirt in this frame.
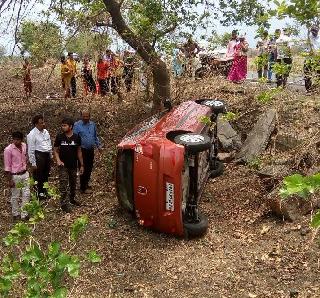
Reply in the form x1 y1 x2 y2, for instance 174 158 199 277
73 120 101 150
61 63 72 80
256 38 269 55
67 58 77 76
276 34 293 59
97 61 109 80
226 39 239 58
54 133 81 169
27 127 52 166
4 143 27 174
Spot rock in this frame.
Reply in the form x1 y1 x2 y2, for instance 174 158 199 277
217 115 242 152
235 109 276 164
257 164 291 179
275 134 301 151
289 289 299 298
217 151 235 162
266 187 320 222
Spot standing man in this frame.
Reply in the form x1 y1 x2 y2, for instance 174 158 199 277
182 37 200 78
256 31 269 79
67 52 77 98
23 58 32 98
27 115 52 200
4 131 30 220
74 110 101 194
54 118 84 213
304 25 320 94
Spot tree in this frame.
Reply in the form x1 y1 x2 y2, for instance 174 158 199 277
49 0 213 109
0 45 6 58
66 31 112 57
17 20 63 65
208 31 232 50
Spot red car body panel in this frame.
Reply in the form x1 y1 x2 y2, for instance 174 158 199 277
116 100 212 236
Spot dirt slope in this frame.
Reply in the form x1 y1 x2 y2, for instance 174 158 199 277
0 63 320 298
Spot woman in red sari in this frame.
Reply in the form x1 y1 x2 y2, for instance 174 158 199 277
227 35 249 83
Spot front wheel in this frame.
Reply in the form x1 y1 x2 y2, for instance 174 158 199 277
201 99 226 115
174 133 211 154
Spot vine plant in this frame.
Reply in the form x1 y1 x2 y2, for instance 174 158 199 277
0 181 101 297
280 173 320 227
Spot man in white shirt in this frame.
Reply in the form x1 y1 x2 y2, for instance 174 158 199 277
304 25 320 93
27 115 52 199
275 28 294 87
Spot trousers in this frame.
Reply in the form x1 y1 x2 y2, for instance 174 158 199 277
11 172 30 218
80 148 94 191
59 167 77 207
34 151 51 197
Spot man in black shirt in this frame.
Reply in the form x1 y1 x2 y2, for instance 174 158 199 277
54 118 84 212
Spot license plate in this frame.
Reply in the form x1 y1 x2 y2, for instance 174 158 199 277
165 182 174 211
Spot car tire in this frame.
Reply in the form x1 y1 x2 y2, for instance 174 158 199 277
174 133 211 154
183 213 208 238
210 160 224 178
201 99 226 114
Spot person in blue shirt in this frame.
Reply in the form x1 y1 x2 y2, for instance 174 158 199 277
73 110 101 194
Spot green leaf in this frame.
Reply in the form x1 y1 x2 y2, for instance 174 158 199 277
49 287 67 298
48 241 61 259
66 256 80 278
87 251 102 263
3 223 31 246
0 277 12 296
70 215 89 241
311 211 320 228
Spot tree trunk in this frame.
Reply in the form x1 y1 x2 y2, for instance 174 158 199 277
103 0 171 110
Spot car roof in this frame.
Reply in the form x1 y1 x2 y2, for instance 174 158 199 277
118 100 212 147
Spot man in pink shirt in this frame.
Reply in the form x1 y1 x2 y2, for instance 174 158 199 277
4 131 30 220
226 30 239 58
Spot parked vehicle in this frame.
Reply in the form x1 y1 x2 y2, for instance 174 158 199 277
115 99 226 238
195 53 233 79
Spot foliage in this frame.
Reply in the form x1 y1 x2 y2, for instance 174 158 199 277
66 31 112 57
0 182 101 297
272 61 291 76
221 112 239 122
199 115 212 126
256 87 282 103
254 53 269 70
17 20 63 65
208 31 232 50
247 157 262 170
280 173 320 228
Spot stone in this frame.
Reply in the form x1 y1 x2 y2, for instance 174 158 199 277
275 134 301 152
257 164 291 179
217 115 242 152
235 109 276 164
217 152 235 162
266 187 320 222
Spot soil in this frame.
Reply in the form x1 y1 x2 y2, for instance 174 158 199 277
0 61 320 298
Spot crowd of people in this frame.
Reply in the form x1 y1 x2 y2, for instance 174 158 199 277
4 111 101 219
171 26 319 93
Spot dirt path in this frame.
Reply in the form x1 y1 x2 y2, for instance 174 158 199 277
0 65 319 297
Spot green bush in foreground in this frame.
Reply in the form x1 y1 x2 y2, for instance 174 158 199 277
0 182 101 297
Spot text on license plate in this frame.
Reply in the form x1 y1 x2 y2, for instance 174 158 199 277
165 182 174 211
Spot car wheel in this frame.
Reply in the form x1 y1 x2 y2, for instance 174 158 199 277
174 133 211 154
201 99 226 114
210 160 224 178
183 213 208 238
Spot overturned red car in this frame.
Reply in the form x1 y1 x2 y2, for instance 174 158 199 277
115 99 226 237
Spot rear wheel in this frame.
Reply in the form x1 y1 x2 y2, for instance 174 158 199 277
201 99 226 114
174 133 211 154
184 213 208 238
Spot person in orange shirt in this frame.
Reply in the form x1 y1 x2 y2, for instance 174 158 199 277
23 58 32 98
60 56 72 98
67 52 77 98
97 56 109 96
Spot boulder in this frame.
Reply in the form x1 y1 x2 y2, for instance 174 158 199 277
275 134 301 151
235 109 276 164
217 116 242 152
266 187 320 221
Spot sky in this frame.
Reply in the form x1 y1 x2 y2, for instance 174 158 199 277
0 1 296 55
